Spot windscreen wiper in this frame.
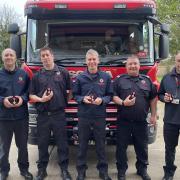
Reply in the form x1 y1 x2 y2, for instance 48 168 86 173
55 57 85 64
101 58 127 65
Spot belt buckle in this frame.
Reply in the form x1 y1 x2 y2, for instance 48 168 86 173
47 112 52 116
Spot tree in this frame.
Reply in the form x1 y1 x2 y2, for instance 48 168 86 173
0 3 25 65
157 0 180 55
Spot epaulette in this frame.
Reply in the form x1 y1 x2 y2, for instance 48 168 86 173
116 74 128 79
33 68 43 78
140 74 150 79
57 65 66 71
140 74 152 83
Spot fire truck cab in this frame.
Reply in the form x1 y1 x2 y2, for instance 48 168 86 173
8 0 169 145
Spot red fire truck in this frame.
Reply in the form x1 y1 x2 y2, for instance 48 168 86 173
8 0 169 145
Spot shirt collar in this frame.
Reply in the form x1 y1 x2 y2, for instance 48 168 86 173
125 74 142 80
42 64 59 73
83 69 101 79
3 66 18 74
170 67 178 76
85 69 100 75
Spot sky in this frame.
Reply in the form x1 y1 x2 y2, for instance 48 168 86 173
0 0 26 16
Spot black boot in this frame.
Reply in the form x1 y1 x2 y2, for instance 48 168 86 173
34 169 47 180
137 170 151 180
99 172 112 180
162 166 176 180
61 170 72 180
20 170 33 180
76 171 86 180
162 174 174 180
0 173 8 180
118 172 126 180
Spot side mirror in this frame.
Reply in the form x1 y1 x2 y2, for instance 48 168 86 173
8 23 19 34
161 24 170 34
159 34 169 59
9 34 22 59
8 23 22 59
154 23 170 61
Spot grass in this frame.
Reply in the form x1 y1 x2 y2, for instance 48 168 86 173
157 75 163 82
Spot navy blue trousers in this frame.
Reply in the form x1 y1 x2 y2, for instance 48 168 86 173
0 120 29 174
163 123 180 176
36 111 69 171
76 117 108 173
116 120 148 174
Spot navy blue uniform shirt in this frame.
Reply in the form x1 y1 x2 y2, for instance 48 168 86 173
0 68 29 121
29 64 71 113
73 70 113 118
113 74 157 122
158 67 180 125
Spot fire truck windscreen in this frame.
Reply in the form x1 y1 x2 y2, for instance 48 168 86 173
27 19 153 65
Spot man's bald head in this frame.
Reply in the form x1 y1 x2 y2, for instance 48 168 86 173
2 48 17 71
2 48 16 59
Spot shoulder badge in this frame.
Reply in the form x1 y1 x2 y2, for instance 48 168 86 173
56 71 61 76
99 78 104 83
141 74 150 79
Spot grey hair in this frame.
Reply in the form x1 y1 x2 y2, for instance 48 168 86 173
86 49 99 59
2 48 16 58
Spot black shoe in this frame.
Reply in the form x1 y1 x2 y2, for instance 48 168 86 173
0 173 8 180
99 172 112 180
162 174 173 180
76 171 86 180
61 170 72 180
118 173 126 180
137 171 151 180
35 170 47 180
20 171 33 180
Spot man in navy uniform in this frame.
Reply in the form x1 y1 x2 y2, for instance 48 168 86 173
113 55 157 180
0 48 33 180
73 49 113 180
158 52 180 180
29 47 72 180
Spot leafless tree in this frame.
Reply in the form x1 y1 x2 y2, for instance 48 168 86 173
0 3 25 63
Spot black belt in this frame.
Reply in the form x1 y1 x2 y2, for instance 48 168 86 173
38 109 64 116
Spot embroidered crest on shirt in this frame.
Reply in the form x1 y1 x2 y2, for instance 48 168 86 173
98 78 105 86
141 80 146 84
54 71 62 81
140 79 148 88
18 76 24 84
56 72 61 76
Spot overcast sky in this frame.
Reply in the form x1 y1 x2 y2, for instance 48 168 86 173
0 0 26 15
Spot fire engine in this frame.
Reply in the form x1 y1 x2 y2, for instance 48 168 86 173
8 0 169 145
